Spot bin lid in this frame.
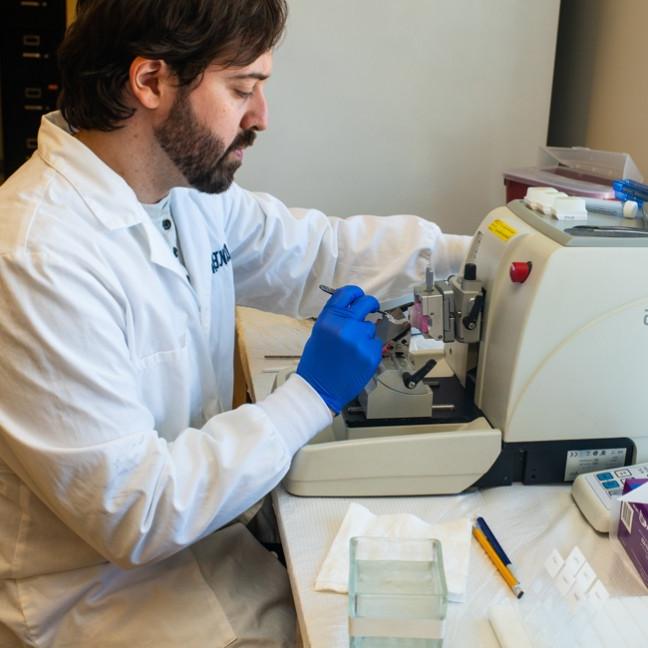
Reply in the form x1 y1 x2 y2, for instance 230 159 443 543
504 146 643 199
538 146 643 183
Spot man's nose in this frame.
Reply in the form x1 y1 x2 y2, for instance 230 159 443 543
241 89 268 132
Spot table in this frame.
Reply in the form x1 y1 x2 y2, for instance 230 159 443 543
235 306 312 404
236 307 647 647
272 482 648 647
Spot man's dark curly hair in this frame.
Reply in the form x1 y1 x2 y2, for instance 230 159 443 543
58 0 287 131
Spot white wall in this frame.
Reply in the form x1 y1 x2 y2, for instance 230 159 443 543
237 0 560 234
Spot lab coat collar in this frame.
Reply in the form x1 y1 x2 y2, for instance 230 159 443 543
38 112 188 279
37 111 145 231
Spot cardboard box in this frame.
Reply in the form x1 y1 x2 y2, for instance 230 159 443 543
617 478 648 589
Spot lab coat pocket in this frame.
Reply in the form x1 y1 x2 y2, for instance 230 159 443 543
133 329 197 439
14 549 238 647
191 524 296 646
134 328 189 371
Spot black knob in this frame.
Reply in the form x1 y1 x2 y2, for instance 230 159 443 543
462 294 484 331
464 263 477 281
402 358 437 390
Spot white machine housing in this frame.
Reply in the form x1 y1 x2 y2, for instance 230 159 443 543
470 203 648 454
283 201 648 496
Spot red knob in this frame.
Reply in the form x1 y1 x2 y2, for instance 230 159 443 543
510 261 532 283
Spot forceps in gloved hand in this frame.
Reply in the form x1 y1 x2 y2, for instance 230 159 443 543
318 285 408 325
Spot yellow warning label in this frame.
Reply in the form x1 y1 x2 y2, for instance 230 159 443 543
488 219 517 241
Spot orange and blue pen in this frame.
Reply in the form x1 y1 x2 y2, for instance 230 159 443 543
472 517 524 598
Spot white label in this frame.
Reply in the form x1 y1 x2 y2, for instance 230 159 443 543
556 569 576 596
562 546 586 579
544 549 565 579
564 448 627 481
573 562 596 595
621 500 634 534
568 561 597 606
554 546 587 597
588 580 610 603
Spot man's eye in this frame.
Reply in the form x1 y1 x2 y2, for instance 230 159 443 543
235 89 253 99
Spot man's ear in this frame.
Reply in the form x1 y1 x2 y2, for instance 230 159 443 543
128 57 175 110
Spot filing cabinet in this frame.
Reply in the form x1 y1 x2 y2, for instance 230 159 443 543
1 0 70 176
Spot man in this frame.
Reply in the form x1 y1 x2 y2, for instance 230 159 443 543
0 1 470 645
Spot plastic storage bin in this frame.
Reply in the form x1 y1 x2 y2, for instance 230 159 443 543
503 146 643 202
348 537 447 647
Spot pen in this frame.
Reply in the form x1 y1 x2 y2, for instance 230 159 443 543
472 525 524 599
613 178 648 204
318 284 408 325
475 516 518 579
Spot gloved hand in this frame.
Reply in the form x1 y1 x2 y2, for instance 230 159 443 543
297 285 383 414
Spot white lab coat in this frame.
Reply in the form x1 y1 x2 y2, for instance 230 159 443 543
0 112 470 647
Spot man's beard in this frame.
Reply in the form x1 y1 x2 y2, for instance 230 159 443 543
154 88 256 194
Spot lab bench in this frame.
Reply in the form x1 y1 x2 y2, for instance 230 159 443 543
235 306 646 647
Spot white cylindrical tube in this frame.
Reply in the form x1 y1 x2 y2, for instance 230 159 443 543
584 198 638 219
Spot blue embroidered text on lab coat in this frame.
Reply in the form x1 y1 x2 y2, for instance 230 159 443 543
211 245 231 273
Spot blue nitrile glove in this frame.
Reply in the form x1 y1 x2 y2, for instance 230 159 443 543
297 285 383 414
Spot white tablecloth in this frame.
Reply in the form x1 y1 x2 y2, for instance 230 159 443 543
273 483 646 647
